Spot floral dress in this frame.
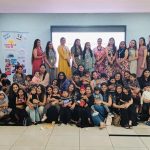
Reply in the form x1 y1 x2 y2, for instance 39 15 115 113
116 48 129 75
83 50 95 73
71 46 83 73
46 50 56 84
93 46 107 74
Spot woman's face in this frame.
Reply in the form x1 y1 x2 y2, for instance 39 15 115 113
53 88 58 94
97 38 102 45
37 86 42 94
85 87 92 94
101 85 107 92
116 86 122 93
129 40 135 48
109 38 115 45
76 40 80 46
18 90 23 96
31 88 36 94
47 87 52 94
115 74 121 81
86 42 91 49
59 73 64 80
93 72 98 79
40 65 46 74
60 38 66 45
52 80 57 85
144 70 150 78
123 88 128 94
13 84 19 93
79 66 84 72
120 41 125 49
17 67 23 74
48 42 53 49
139 39 144 46
68 84 74 92
37 40 41 48
124 72 130 79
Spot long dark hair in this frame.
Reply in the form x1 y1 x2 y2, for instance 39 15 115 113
129 40 137 50
37 84 46 102
40 64 47 81
72 39 82 57
17 88 27 100
31 39 41 63
45 41 56 59
141 69 150 80
57 72 67 87
139 37 146 47
8 83 19 97
67 83 76 97
83 42 93 60
108 37 117 54
15 65 24 78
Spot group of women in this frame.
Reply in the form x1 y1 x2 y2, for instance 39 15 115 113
0 36 150 129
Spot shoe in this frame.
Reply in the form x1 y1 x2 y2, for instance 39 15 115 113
99 122 106 129
145 121 150 126
92 111 99 116
124 124 130 129
41 115 47 122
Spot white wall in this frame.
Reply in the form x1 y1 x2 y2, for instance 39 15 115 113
0 13 150 73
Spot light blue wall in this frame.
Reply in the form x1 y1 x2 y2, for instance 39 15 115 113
0 13 150 73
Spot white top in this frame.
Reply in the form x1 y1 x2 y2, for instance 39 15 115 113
141 91 150 104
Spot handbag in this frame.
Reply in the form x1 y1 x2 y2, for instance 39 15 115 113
112 113 121 126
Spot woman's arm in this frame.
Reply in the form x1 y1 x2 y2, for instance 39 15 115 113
39 95 46 106
39 73 49 87
123 49 129 61
58 47 67 59
33 49 43 59
113 103 125 109
101 95 112 107
141 48 148 68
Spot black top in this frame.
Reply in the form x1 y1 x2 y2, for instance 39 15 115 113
30 94 38 104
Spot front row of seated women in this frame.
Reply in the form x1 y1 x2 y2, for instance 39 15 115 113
0 80 150 129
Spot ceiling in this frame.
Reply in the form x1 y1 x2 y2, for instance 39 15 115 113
0 0 150 13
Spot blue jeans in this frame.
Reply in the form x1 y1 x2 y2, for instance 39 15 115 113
26 106 40 122
92 105 107 126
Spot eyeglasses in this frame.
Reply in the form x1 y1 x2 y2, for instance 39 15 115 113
59 75 64 76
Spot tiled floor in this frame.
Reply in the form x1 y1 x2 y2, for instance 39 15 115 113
0 123 150 150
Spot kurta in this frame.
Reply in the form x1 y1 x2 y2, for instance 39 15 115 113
32 48 43 75
128 48 137 74
58 45 72 78
137 46 147 77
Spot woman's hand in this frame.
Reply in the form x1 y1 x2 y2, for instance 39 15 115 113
141 64 145 69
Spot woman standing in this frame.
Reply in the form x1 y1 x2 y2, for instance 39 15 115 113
106 38 117 78
71 39 83 73
93 38 106 74
58 37 72 78
116 41 129 75
128 40 138 74
146 35 150 70
45 41 57 84
83 42 95 73
137 37 147 77
32 39 44 74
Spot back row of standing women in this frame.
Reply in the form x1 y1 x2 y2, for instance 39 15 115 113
32 36 150 81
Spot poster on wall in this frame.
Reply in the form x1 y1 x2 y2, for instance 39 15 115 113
1 31 28 77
